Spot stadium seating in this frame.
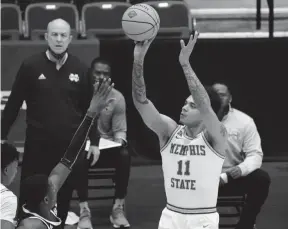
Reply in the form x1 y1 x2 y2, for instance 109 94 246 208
24 2 79 39
81 2 131 39
144 1 193 38
1 4 23 40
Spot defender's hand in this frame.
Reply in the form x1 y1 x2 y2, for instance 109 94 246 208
88 78 115 114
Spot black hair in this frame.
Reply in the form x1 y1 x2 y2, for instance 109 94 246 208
90 57 111 69
21 174 49 212
1 143 19 171
204 86 223 120
212 80 232 96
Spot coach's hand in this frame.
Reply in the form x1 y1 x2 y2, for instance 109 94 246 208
134 36 156 62
226 166 242 179
87 145 100 166
179 31 199 65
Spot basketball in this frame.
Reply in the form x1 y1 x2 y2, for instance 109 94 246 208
122 4 160 41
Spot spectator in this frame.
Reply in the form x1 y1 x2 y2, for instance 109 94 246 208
213 82 271 229
1 18 100 228
1 143 19 229
75 58 131 229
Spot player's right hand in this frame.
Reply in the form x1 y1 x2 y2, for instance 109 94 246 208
133 36 156 61
88 78 115 114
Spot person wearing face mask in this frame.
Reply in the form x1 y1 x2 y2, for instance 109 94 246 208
212 81 271 229
1 143 20 229
1 19 101 228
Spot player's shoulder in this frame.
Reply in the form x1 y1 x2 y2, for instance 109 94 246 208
230 108 254 125
19 218 47 229
0 184 16 200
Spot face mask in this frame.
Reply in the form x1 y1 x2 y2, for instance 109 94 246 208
48 47 67 60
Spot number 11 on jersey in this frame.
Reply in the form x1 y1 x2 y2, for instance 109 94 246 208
177 160 190 176
171 160 196 190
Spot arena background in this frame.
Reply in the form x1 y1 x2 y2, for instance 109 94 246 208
1 0 288 228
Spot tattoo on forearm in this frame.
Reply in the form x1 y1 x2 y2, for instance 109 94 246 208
132 61 149 104
220 124 227 137
181 64 210 107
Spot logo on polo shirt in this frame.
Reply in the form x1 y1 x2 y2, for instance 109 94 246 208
38 74 46 80
69 74 79 82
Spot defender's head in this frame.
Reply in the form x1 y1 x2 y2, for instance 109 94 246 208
179 86 222 127
1 143 19 186
21 175 56 212
90 58 111 83
45 18 72 54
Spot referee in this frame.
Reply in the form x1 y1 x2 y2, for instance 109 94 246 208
1 19 100 228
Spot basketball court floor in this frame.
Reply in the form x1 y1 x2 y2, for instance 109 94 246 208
10 162 288 229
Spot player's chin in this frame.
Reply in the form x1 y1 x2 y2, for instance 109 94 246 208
179 117 185 124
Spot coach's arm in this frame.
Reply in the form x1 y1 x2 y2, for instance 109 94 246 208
1 62 29 140
132 40 177 147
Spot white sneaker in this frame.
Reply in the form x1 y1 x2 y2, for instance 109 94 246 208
110 200 130 228
77 202 92 229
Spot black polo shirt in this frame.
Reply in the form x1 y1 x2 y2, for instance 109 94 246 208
2 52 98 143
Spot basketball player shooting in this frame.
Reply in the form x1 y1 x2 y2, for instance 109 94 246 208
132 33 227 229
17 78 114 229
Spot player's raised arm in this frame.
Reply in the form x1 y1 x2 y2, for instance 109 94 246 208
179 32 227 154
132 39 177 141
48 79 114 193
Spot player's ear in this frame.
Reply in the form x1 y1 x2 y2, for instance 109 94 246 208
45 33 48 41
68 34 73 43
229 95 232 104
4 167 8 175
44 196 49 204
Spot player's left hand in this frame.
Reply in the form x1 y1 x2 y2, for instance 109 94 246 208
226 166 242 179
179 31 199 65
87 145 100 166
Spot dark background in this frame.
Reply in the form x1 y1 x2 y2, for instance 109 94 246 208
2 38 288 160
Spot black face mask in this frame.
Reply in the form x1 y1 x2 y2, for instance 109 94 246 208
48 47 67 60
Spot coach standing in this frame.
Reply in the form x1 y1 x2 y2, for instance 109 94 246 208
1 19 100 228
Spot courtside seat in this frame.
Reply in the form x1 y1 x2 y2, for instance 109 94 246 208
217 188 246 228
24 2 80 39
1 4 23 40
144 1 193 38
81 2 131 39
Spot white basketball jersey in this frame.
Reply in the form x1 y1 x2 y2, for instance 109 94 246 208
160 125 225 214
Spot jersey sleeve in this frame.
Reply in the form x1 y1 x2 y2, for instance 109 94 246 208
0 190 17 223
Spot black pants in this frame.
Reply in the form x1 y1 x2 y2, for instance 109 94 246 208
76 145 131 203
17 130 88 229
218 169 271 229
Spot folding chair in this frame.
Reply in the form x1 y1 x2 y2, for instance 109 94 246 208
217 189 246 228
24 2 80 39
144 1 193 38
81 2 131 39
1 4 23 40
